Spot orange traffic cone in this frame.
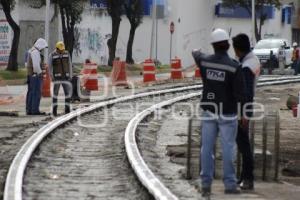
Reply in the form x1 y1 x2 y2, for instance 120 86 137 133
143 59 156 82
171 58 183 79
111 60 128 86
82 63 99 91
42 65 51 97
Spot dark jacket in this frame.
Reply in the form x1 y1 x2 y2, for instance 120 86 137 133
192 50 246 115
240 51 261 117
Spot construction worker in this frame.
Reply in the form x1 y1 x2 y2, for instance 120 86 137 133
232 33 261 191
26 38 48 115
292 42 299 75
192 29 246 197
48 41 73 116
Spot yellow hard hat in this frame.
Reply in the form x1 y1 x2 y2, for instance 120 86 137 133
56 41 65 51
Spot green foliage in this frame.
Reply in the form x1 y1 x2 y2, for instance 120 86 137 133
55 0 85 25
0 0 16 10
107 0 123 18
222 0 281 41
222 0 281 12
124 0 143 26
27 0 85 24
0 68 27 80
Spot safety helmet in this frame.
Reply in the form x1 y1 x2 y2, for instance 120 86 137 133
56 41 65 51
211 28 230 44
293 42 298 47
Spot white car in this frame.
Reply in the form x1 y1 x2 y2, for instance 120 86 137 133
253 38 293 68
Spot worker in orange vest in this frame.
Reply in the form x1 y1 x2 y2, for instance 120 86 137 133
292 42 299 75
48 41 73 116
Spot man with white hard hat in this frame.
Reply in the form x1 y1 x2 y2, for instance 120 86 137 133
192 28 246 197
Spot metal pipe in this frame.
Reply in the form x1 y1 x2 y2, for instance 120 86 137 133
262 116 268 181
150 0 157 59
186 118 192 179
274 111 280 181
170 34 173 66
155 13 158 65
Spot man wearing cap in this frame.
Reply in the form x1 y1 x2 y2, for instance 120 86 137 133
26 38 48 115
232 33 261 191
49 41 73 116
192 29 246 197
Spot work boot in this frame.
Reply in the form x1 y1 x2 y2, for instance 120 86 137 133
240 180 254 190
224 188 241 194
202 187 211 198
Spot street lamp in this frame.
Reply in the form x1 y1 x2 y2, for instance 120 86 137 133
45 0 50 63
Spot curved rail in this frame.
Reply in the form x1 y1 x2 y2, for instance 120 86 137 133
124 77 300 200
4 76 300 200
4 84 204 200
125 92 201 200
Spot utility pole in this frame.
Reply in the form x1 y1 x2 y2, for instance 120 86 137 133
252 0 255 47
150 0 157 60
45 0 50 63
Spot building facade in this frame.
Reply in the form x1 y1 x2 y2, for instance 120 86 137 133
0 0 297 67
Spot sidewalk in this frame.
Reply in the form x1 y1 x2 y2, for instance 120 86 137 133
0 71 198 115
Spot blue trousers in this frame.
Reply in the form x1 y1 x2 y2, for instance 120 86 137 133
200 111 238 190
292 60 299 75
26 75 43 114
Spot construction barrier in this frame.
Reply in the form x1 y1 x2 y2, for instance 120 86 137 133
143 59 156 83
42 65 51 97
195 67 201 78
81 63 99 91
111 60 128 86
171 58 183 79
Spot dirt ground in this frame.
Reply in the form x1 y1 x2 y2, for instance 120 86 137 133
255 83 300 185
0 81 299 199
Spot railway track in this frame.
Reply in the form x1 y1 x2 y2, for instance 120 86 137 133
4 76 300 200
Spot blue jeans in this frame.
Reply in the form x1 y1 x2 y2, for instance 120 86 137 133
200 111 238 190
26 75 43 114
293 60 300 75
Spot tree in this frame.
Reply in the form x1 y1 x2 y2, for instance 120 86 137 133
107 0 123 66
222 0 280 41
28 0 85 58
124 0 143 64
55 0 85 58
0 0 20 71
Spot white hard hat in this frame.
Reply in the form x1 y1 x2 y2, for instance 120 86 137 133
293 42 298 47
211 28 230 43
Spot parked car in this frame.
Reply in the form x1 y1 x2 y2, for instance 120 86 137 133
253 38 293 68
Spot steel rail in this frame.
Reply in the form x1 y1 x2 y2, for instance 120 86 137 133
4 84 205 200
4 76 300 200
